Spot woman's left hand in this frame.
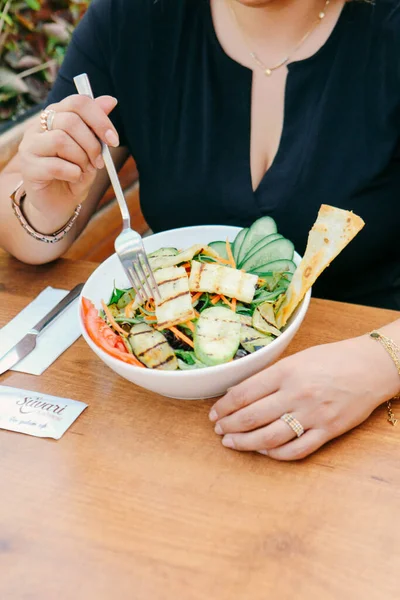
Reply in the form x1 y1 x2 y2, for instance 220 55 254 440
209 335 400 461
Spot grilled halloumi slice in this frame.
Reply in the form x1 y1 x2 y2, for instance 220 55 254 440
189 261 258 304
129 323 178 370
154 266 195 328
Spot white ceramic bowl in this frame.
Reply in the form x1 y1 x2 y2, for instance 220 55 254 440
79 225 311 399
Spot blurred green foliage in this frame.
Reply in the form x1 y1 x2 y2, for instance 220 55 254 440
0 0 90 122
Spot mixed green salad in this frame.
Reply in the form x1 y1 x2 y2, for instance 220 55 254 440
81 206 365 371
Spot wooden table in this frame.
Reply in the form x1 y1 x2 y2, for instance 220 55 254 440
1 254 400 600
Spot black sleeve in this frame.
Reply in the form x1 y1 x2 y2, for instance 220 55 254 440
45 0 127 146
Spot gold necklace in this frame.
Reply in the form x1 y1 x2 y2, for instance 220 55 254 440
228 0 331 76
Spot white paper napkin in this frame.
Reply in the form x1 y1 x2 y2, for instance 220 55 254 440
0 286 81 376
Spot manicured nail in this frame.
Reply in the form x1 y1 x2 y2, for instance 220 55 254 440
96 155 104 169
222 436 235 449
105 129 119 147
214 423 223 435
258 450 269 456
87 164 96 173
209 409 218 422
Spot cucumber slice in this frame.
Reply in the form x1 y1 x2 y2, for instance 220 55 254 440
148 247 179 259
194 306 241 366
240 324 274 353
241 238 294 272
238 233 283 268
251 259 296 276
232 228 248 263
116 289 136 309
208 241 229 261
148 247 180 271
237 216 277 265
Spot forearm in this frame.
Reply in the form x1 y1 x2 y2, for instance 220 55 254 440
0 146 129 265
0 168 79 265
351 318 400 406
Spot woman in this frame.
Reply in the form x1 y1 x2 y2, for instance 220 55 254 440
1 0 400 460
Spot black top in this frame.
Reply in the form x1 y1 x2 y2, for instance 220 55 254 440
47 0 400 310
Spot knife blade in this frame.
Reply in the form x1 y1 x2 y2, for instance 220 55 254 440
0 283 84 376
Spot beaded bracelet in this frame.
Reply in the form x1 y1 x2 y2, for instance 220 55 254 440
10 180 81 244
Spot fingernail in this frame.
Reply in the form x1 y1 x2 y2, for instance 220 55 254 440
209 409 218 422
96 156 104 169
87 164 96 174
214 423 223 435
105 129 119 147
258 450 269 456
222 436 235 449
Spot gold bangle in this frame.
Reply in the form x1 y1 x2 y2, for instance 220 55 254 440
10 180 81 244
369 330 399 426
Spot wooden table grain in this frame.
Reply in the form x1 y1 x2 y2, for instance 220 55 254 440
1 253 400 600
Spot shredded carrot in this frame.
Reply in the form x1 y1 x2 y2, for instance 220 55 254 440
101 300 128 337
194 310 200 318
202 248 231 265
184 321 195 332
214 256 231 265
231 298 237 312
211 295 221 305
220 295 234 309
145 300 155 312
145 315 157 322
181 262 191 269
169 326 194 348
125 299 135 318
191 292 203 303
226 238 236 268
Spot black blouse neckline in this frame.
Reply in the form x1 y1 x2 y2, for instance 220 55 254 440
203 0 352 197
205 0 351 76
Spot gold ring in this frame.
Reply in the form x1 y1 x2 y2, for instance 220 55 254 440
40 109 56 132
280 413 305 438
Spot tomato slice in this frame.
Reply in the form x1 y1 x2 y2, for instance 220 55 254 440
81 298 145 368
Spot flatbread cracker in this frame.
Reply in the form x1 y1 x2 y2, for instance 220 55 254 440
275 205 365 328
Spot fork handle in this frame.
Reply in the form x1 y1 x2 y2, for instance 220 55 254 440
73 73 131 230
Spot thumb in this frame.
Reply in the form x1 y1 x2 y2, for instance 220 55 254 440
94 95 118 115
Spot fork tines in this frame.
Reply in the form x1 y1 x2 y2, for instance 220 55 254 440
123 250 160 304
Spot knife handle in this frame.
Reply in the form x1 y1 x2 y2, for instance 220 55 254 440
31 283 84 335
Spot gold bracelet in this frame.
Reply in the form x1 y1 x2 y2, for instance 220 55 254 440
369 330 399 426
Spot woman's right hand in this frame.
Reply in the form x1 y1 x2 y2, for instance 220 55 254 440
18 94 120 233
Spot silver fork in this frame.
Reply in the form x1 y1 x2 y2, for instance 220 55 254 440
73 73 160 303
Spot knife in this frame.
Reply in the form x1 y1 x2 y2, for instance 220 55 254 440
0 283 84 376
